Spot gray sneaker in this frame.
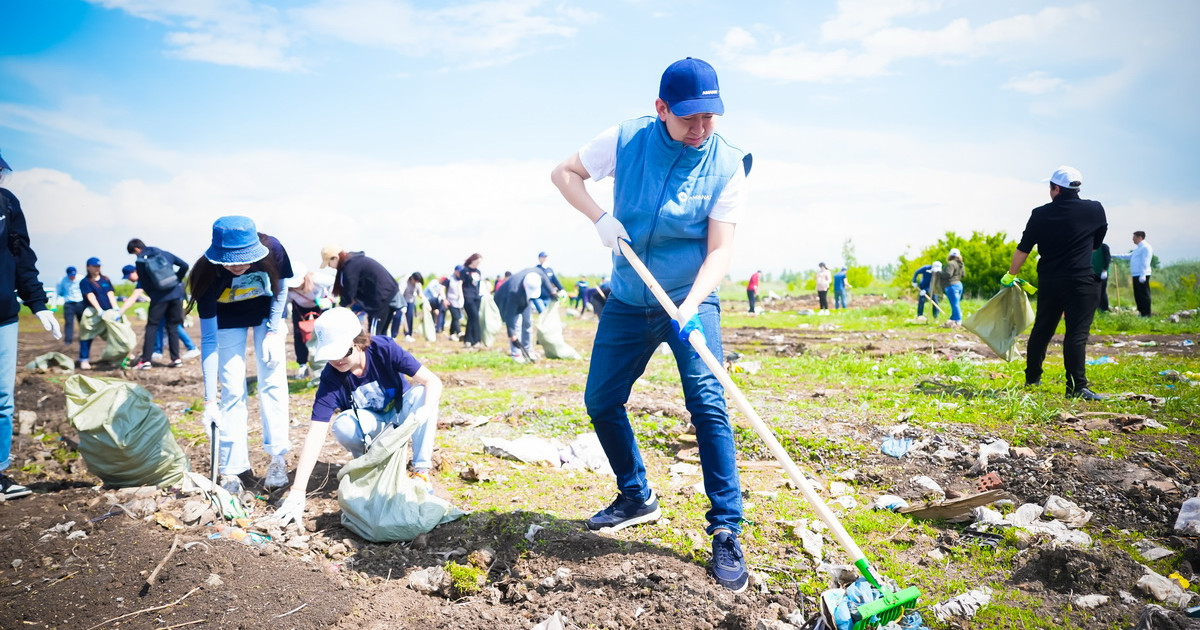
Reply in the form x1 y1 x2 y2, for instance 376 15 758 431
1 474 31 500
264 455 289 489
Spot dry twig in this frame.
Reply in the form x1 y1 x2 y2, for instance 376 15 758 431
140 535 180 596
84 587 200 630
272 602 309 619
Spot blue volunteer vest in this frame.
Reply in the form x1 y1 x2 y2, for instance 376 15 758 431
610 116 748 308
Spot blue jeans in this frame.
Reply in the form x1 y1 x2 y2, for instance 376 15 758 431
0 322 16 471
834 289 847 309
584 296 742 534
944 282 963 322
214 323 289 475
155 324 196 353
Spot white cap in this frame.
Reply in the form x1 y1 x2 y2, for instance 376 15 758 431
948 248 961 258
931 261 943 271
312 307 363 361
1044 165 1082 189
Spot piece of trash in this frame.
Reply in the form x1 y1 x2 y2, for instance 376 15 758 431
1138 569 1196 607
482 436 563 466
932 587 993 621
1169 572 1191 589
976 440 1010 470
911 476 945 498
1073 594 1108 610
531 610 569 630
668 462 700 476
881 437 913 458
525 524 544 542
872 495 910 512
961 530 1003 550
1087 356 1117 365
1044 495 1092 528
900 490 1010 521
792 524 823 562
1134 540 1175 562
1174 497 1200 535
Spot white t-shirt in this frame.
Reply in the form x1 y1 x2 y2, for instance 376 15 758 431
578 125 746 224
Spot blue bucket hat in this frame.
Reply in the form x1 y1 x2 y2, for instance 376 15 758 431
205 215 269 265
86 257 101 267
659 57 724 117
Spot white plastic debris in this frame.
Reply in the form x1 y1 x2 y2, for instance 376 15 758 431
481 436 562 466
793 524 823 562
1137 569 1196 607
525 524 545 542
977 440 1010 470
1133 540 1175 562
532 611 569 630
1073 594 1108 610
558 433 614 475
872 495 910 512
932 587 993 622
1173 497 1200 535
911 476 945 497
668 462 700 476
1044 495 1092 528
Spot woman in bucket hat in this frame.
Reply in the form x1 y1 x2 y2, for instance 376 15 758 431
186 216 294 494
273 306 444 526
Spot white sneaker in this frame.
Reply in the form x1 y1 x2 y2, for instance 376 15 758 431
182 348 201 359
78 360 91 370
404 335 414 342
264 455 289 489
0 474 31 500
295 364 310 380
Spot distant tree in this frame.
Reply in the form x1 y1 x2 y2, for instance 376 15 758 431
893 231 1034 298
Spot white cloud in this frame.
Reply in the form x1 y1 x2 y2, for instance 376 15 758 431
720 4 1093 82
1003 71 1064 95
87 0 594 71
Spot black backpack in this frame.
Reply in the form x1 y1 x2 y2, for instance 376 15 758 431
138 249 179 292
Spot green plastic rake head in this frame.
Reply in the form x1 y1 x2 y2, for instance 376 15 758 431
851 585 921 629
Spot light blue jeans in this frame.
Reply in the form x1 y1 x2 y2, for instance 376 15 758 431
0 322 17 471
329 385 435 469
944 282 964 322
584 295 742 535
215 323 290 476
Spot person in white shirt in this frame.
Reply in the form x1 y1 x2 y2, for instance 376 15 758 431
1112 230 1153 316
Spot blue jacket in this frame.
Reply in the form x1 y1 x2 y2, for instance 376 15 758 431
911 265 934 290
610 117 749 308
0 189 49 326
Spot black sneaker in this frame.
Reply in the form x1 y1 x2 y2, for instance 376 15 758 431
1069 388 1106 401
585 491 661 531
711 531 749 592
1 474 32 501
1024 379 1041 387
169 359 183 368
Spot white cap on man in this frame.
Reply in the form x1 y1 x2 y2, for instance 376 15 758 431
1045 165 1083 189
312 307 364 361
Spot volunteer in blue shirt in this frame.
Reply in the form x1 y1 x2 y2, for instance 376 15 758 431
833 267 851 309
77 257 117 371
57 266 85 344
1112 231 1154 316
910 263 939 318
551 57 752 592
273 307 443 526
187 216 294 493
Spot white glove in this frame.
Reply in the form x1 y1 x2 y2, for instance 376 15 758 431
411 403 437 428
274 492 306 526
36 310 62 339
203 402 222 431
1139 275 1147 283
260 331 285 368
594 212 631 256
1100 271 1108 280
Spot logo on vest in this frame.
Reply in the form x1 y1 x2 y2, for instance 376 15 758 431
677 191 713 204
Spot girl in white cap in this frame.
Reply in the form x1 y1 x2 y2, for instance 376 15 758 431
273 306 443 526
186 216 294 494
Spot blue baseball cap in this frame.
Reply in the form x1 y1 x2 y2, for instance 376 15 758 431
66 266 77 275
659 57 724 117
538 251 548 259
0 152 10 173
122 264 136 279
86 257 101 267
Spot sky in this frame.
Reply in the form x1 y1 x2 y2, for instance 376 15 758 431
2 0 1198 287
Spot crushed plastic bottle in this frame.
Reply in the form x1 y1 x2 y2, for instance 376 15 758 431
1174 497 1200 536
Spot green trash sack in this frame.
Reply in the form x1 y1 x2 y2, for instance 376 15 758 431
337 417 464 542
536 301 581 360
963 285 1035 362
479 293 502 347
25 352 75 373
420 303 437 342
65 374 190 488
79 308 138 363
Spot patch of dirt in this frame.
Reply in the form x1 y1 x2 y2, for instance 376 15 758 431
1011 547 1144 595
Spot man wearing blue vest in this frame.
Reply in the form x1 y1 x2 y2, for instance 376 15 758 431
551 57 752 592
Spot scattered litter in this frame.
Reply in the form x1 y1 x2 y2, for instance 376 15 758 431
524 524 544 542
872 495 910 512
910 476 945 498
1167 309 1197 323
668 462 699 476
1175 498 1200 535
931 587 992 622
1073 594 1108 610
727 360 761 374
830 496 858 510
901 490 1009 521
1138 568 1196 607
531 610 570 630
559 433 614 475
1044 495 1092 528
1131 604 1198 630
881 437 913 458
961 530 1004 549
976 440 1010 471
1170 572 1191 589
482 436 563 466
1112 392 1167 405
1087 356 1117 365
792 523 823 562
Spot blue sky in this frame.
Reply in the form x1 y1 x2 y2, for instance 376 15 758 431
2 0 1197 286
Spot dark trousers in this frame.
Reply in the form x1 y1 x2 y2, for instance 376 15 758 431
1095 274 1109 312
817 290 828 310
747 289 757 313
62 301 85 344
291 303 323 365
448 305 462 335
142 298 184 362
1133 276 1152 316
1025 276 1100 393
463 297 482 344
368 309 393 337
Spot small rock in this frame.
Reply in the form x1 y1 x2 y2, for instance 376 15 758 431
756 621 797 630
205 573 224 588
1011 447 1036 458
1073 594 1108 609
10 559 22 569
16 410 37 435
409 566 450 596
467 547 495 570
180 501 209 525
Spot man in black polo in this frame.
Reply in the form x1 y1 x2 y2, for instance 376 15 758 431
1004 166 1107 400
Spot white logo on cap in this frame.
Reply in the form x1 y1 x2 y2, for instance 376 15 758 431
702 90 719 95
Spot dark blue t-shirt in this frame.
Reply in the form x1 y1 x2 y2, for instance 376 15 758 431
833 271 848 291
80 276 116 310
311 336 423 422
196 236 293 329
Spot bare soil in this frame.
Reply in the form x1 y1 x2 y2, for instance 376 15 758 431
1 316 1196 629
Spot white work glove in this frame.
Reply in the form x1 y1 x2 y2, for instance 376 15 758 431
1139 275 1147 283
203 402 222 431
1100 271 1108 280
594 212 631 256
36 310 62 340
274 492 306 526
260 331 286 368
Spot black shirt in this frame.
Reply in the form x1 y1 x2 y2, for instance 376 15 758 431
1017 190 1107 280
